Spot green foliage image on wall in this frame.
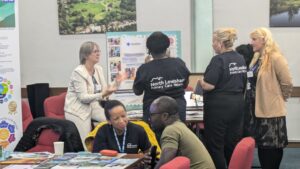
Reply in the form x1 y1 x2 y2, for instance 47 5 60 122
58 0 136 35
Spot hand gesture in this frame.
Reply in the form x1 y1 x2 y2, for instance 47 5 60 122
102 85 117 98
115 71 126 85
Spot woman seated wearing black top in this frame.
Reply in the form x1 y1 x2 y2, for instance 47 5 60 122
92 100 151 154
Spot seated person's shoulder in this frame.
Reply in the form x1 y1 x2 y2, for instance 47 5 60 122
96 123 111 133
163 121 183 135
128 122 146 133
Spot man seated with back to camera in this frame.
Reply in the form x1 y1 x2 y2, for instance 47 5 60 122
146 96 216 169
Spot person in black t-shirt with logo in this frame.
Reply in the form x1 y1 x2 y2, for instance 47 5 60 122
199 28 247 169
92 100 151 154
133 31 190 123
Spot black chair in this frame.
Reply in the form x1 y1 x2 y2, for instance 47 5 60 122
27 83 49 118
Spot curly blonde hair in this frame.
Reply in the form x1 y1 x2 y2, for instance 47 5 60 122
250 27 281 71
214 28 238 49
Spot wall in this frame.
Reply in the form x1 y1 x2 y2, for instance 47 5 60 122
19 0 191 87
213 0 300 86
214 0 300 141
20 0 299 86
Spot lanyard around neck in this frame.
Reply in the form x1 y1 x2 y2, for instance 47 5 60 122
250 60 260 72
113 127 127 153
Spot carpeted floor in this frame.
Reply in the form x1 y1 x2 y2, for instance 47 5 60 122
252 148 300 169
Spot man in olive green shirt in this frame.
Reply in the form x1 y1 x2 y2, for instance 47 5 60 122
149 96 215 169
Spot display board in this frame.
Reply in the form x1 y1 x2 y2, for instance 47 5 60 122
0 0 22 151
106 31 181 115
106 31 181 90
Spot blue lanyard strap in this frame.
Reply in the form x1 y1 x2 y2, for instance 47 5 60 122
250 60 260 72
113 127 127 153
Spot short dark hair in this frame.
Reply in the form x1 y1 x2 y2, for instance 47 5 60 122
151 96 178 116
235 44 254 67
100 100 126 120
146 31 170 56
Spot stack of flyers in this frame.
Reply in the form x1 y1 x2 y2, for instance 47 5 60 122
87 156 117 167
106 158 139 168
10 152 54 159
51 163 79 169
49 153 77 163
69 156 97 163
35 162 58 169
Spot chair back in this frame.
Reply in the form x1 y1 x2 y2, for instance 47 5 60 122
160 156 190 169
44 92 66 119
15 117 83 153
228 137 255 169
27 129 60 153
22 99 33 132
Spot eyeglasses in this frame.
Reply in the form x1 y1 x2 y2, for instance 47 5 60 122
150 112 177 116
93 50 100 53
150 112 162 116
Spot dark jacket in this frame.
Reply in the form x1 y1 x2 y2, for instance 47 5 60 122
15 117 84 152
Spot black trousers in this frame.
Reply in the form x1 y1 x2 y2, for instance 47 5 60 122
204 93 244 169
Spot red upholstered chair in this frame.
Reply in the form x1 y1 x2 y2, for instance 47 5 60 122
160 156 190 169
228 137 255 169
44 92 67 119
22 99 33 132
27 129 60 153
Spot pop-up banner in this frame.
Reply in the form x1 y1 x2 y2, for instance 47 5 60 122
0 0 22 151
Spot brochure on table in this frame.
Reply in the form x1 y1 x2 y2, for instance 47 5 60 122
2 152 139 169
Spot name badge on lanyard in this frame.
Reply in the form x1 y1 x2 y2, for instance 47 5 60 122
95 84 101 92
247 71 253 78
246 81 251 90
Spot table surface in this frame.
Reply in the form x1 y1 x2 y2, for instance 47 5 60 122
0 153 144 169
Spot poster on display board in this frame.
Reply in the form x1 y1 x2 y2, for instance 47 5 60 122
106 31 181 115
0 0 22 151
106 31 181 90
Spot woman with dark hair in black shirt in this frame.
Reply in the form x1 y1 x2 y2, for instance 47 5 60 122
92 100 151 154
199 28 247 169
133 31 190 123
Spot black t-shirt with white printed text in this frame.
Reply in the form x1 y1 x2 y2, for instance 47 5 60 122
204 51 247 95
133 57 190 120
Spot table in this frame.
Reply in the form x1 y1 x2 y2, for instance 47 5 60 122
122 154 144 169
186 109 204 137
0 153 144 169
